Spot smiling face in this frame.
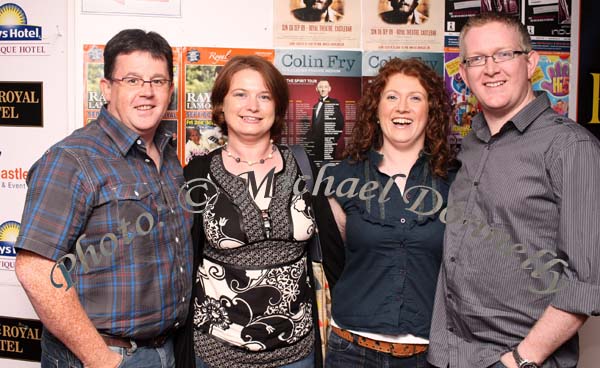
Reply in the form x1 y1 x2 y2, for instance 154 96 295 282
100 51 173 141
459 21 538 123
377 73 429 151
222 68 275 142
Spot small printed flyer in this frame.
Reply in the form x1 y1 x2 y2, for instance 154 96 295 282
274 0 360 49
363 0 445 52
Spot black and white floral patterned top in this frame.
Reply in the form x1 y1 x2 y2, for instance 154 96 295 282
190 147 316 368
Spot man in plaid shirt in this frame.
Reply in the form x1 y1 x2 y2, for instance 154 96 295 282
15 29 192 368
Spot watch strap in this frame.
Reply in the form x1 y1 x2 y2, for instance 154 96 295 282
512 348 540 368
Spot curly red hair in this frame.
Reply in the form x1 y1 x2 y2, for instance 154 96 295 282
345 57 454 178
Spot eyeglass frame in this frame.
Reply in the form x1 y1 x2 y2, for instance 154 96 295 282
462 50 530 68
109 76 173 88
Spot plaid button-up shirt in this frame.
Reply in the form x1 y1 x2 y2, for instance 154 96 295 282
16 107 193 339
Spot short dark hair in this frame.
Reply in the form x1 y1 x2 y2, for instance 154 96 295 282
103 29 174 81
459 13 532 61
346 58 454 178
211 55 289 140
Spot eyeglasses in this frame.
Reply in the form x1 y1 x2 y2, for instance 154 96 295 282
110 77 172 88
462 50 529 68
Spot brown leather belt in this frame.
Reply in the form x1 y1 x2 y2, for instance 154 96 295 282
331 326 428 358
100 331 171 349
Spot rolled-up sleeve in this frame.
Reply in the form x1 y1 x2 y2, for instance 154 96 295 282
549 139 600 316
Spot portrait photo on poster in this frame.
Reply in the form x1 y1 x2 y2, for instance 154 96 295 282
290 0 344 22
379 0 429 25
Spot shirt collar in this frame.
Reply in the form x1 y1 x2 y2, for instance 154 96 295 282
367 148 429 170
510 91 550 132
471 91 550 142
97 106 174 156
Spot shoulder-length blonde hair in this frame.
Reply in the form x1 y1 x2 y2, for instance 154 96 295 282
345 57 454 178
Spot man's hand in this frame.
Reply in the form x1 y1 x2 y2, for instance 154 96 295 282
85 350 122 368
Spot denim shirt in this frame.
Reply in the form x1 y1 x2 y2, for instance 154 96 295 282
326 149 453 338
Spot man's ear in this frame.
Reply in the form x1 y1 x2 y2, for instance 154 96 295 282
458 63 471 91
100 78 112 104
526 50 540 81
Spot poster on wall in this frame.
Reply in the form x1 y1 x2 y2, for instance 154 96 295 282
179 47 274 165
82 44 105 124
82 45 180 143
274 49 361 166
444 0 522 47
363 51 444 82
274 0 360 49
363 0 445 52
524 0 571 52
444 0 480 47
81 0 181 17
532 52 570 116
444 50 481 144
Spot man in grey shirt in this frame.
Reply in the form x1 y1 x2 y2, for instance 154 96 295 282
428 12 600 368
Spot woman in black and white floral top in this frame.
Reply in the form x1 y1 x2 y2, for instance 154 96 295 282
174 55 340 368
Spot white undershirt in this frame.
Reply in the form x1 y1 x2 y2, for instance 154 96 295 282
331 319 429 344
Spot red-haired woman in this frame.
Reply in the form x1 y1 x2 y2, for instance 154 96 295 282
324 58 457 368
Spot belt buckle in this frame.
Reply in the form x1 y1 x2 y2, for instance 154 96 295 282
126 340 138 355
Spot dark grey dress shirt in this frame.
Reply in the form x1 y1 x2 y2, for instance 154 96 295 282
428 93 600 368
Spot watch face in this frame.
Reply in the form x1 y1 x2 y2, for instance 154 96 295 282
522 364 539 368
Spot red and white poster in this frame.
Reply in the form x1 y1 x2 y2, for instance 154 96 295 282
179 47 274 165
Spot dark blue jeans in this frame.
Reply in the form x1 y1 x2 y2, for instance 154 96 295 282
41 328 175 368
195 350 315 368
325 332 432 368
488 362 508 368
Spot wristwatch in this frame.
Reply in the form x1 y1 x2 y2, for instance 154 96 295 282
512 348 541 368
